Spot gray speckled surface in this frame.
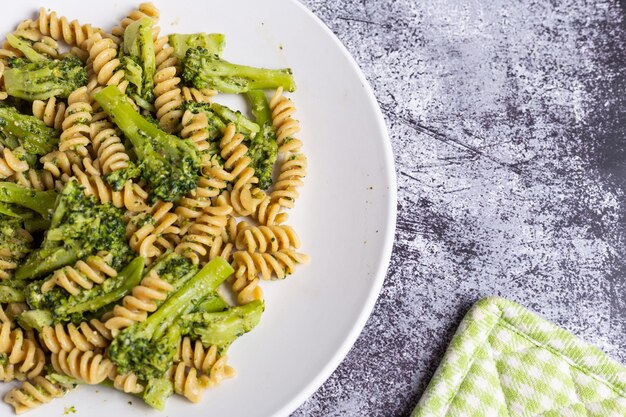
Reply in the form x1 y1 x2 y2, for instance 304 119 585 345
293 0 626 416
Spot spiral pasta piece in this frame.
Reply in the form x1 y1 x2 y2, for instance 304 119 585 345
40 150 82 179
111 3 161 40
0 363 18 382
34 7 103 47
32 97 66 130
220 124 265 216
167 362 208 403
153 35 183 132
128 201 181 260
181 86 217 103
0 147 29 179
10 169 65 191
51 348 113 385
41 252 116 295
59 86 92 157
105 269 174 335
181 110 211 153
84 33 129 93
232 250 310 282
235 224 301 253
39 320 112 354
175 337 235 385
89 116 130 174
4 375 71 414
111 370 144 394
72 165 150 212
0 324 46 379
270 153 307 209
175 203 233 265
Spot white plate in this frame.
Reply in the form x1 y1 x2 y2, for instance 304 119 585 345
1 1 396 416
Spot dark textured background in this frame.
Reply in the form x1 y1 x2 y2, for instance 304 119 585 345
293 0 626 416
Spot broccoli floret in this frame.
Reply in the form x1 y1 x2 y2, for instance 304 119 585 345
0 182 57 219
169 33 226 60
94 85 201 202
0 214 33 264
182 47 296 94
16 309 53 330
26 257 145 324
4 55 87 101
0 276 28 303
0 106 60 155
121 17 156 108
180 300 264 350
15 180 130 280
108 257 233 380
246 90 278 190
103 161 141 191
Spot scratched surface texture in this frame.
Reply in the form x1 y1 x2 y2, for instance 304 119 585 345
293 0 626 416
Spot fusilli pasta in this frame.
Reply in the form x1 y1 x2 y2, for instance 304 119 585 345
40 320 112 354
105 269 173 335
51 348 113 384
153 35 184 132
0 147 29 179
4 376 71 414
235 224 301 253
34 7 103 47
32 97 66 130
41 252 116 295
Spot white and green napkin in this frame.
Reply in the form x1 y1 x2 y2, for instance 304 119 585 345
413 297 626 417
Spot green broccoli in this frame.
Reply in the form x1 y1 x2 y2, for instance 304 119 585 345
25 257 145 324
15 180 131 280
0 213 33 264
0 106 60 156
108 257 234 381
185 101 260 141
180 300 264 350
246 90 278 190
182 47 296 94
0 273 28 303
0 182 57 219
121 17 156 108
5 34 48 62
94 85 201 202
4 55 88 101
169 33 226 60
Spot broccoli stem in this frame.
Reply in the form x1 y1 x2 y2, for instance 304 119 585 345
148 257 234 340
0 202 19 217
210 102 260 137
123 17 156 103
0 280 27 303
6 34 47 62
94 85 201 202
169 33 226 60
93 85 156 158
0 182 57 219
0 107 60 155
194 291 229 313
57 257 145 316
143 378 174 410
245 91 278 190
184 50 296 94
181 300 264 349
15 247 81 280
4 55 87 100
16 309 52 331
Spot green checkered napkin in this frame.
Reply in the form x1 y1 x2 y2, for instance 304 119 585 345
412 297 626 417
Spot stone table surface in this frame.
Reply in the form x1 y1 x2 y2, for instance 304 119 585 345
292 0 626 416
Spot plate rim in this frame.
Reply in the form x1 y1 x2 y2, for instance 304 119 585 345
277 1 398 415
